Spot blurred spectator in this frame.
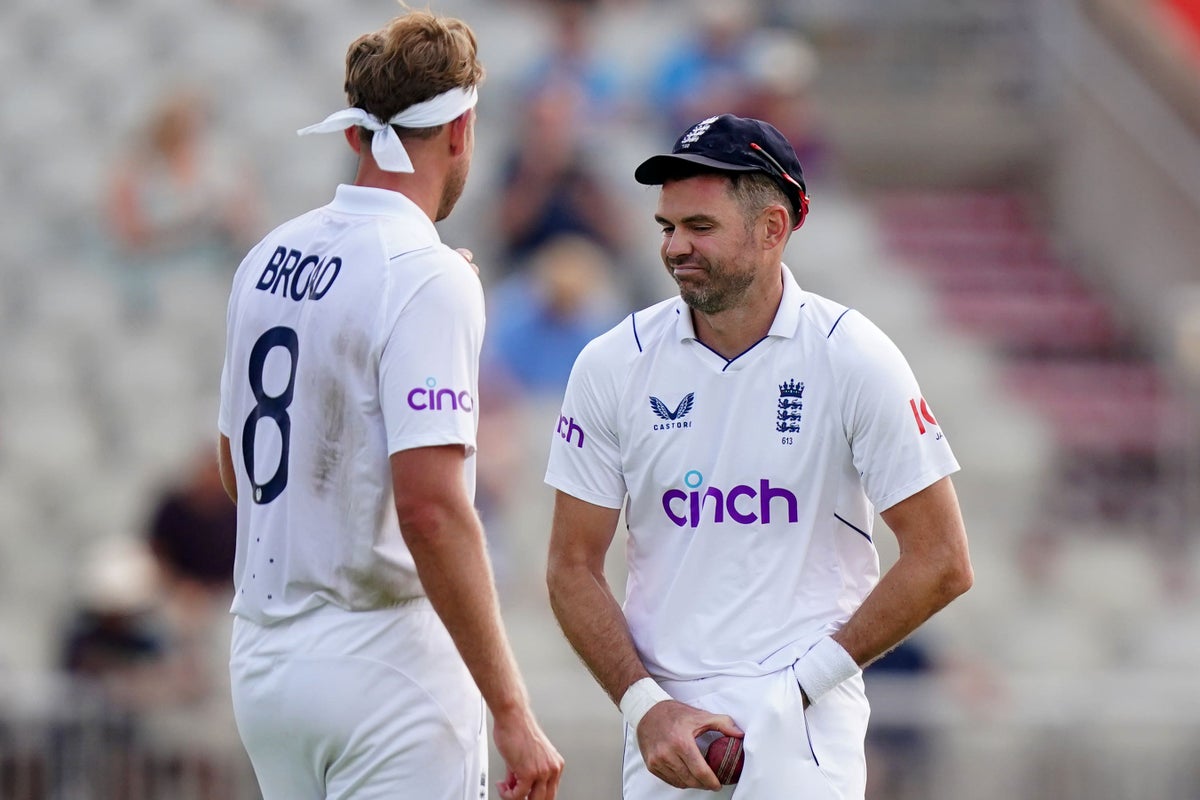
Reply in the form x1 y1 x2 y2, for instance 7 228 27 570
56 536 205 798
494 84 630 275
57 536 211 742
104 87 260 316
55 534 240 796
739 29 837 184
484 234 625 397
146 446 237 596
59 535 175 704
518 0 626 129
646 4 836 184
140 444 240 756
647 0 760 137
108 445 244 797
56 448 245 798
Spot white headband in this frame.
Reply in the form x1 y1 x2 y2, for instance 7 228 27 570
297 85 478 173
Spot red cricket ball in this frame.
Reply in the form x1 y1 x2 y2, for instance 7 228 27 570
705 735 744 784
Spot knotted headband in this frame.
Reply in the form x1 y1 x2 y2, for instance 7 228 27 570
297 85 478 173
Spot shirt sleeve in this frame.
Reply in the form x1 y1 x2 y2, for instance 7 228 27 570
544 339 627 509
837 314 960 512
379 254 484 456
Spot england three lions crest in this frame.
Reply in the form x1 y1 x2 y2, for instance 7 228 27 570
776 379 804 433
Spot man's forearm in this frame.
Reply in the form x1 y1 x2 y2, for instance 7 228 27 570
832 549 971 669
403 507 530 717
832 478 973 670
217 435 237 504
547 563 648 707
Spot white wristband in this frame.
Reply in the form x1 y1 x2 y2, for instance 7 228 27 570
792 637 860 705
619 677 671 731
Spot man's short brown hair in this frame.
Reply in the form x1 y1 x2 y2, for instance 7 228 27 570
344 9 484 141
729 172 797 230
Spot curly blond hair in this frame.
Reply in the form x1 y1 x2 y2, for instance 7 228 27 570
344 8 484 141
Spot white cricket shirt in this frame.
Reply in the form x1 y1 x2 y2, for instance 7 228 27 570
219 185 483 625
545 265 959 681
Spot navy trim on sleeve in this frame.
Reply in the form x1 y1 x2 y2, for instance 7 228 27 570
827 309 853 338
834 513 872 543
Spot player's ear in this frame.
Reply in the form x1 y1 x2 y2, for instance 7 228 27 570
343 127 363 155
447 110 471 156
760 204 790 251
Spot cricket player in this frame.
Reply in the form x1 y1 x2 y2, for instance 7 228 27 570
216 10 562 800
545 114 972 798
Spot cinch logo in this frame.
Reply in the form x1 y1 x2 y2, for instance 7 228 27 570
909 397 939 434
556 414 585 448
407 377 473 412
661 470 800 528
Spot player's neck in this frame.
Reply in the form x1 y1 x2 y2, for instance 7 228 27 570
352 161 445 222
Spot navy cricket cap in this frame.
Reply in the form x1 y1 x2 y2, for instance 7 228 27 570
634 114 810 229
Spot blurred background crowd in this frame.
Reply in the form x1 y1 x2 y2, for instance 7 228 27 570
2 0 1200 797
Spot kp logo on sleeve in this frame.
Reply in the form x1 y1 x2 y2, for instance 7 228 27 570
910 397 940 436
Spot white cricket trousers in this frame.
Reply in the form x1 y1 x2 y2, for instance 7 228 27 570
230 600 487 800
622 663 870 799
